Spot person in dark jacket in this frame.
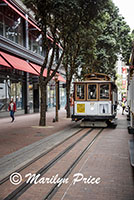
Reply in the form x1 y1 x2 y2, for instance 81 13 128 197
122 101 125 115
8 98 16 122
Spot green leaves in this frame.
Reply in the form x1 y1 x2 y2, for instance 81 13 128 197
23 0 132 80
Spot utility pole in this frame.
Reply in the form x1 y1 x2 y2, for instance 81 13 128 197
55 74 59 121
24 14 29 114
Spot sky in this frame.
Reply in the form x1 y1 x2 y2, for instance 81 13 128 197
112 0 134 31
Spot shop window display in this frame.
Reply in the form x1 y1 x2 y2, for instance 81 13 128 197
0 80 23 112
0 80 9 111
29 84 33 111
10 82 23 110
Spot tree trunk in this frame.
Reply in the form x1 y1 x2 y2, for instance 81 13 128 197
39 82 47 126
66 81 71 118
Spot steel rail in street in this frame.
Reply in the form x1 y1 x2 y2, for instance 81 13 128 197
44 128 103 200
3 128 94 200
0 128 83 185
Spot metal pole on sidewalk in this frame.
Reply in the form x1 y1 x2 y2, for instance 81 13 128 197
55 75 58 121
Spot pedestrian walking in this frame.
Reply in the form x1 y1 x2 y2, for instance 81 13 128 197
122 101 125 115
8 98 16 122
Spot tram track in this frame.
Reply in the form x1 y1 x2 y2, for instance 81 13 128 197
0 128 83 185
44 128 103 200
2 128 93 200
2 128 103 200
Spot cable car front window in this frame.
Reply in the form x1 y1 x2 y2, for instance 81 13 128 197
100 84 109 100
76 84 85 100
88 84 97 100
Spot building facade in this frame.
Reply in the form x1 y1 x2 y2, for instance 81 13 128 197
0 0 66 116
116 56 128 102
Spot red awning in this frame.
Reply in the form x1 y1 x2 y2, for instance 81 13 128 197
0 55 11 68
0 51 38 75
57 74 66 83
30 62 66 82
29 63 47 77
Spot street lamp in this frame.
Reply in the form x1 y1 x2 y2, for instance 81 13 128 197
55 74 59 122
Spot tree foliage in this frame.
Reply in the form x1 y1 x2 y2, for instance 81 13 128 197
23 0 109 120
77 0 132 80
22 0 133 122
60 0 108 117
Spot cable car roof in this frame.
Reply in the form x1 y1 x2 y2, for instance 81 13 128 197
73 80 115 83
73 80 116 86
84 73 111 81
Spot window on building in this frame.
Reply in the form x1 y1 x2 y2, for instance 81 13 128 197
5 16 24 46
11 82 23 110
0 13 4 36
29 84 33 111
0 80 9 111
29 29 43 55
60 86 66 107
0 79 23 112
0 6 24 46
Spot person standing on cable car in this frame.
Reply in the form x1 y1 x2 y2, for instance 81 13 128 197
70 94 74 116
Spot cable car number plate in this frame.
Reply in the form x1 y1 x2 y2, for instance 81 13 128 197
90 102 95 106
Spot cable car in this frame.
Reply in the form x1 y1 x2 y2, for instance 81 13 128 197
72 73 118 127
127 45 134 167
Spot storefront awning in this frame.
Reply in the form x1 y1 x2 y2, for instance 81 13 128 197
0 51 39 75
0 51 66 82
29 63 47 77
57 74 66 83
0 55 11 68
30 62 66 82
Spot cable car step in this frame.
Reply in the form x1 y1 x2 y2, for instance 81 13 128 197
80 120 107 128
129 139 134 167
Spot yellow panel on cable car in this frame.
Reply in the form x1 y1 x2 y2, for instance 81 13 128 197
77 104 85 113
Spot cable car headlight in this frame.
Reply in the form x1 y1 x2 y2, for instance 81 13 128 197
90 102 95 111
90 106 94 111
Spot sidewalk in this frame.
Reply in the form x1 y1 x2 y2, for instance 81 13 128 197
1 108 134 200
0 108 75 158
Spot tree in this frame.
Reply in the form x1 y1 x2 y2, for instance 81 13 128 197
23 0 109 120
94 1 132 77
23 0 132 123
63 34 80 117
79 0 132 80
22 0 66 125
23 0 89 125
62 0 108 117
